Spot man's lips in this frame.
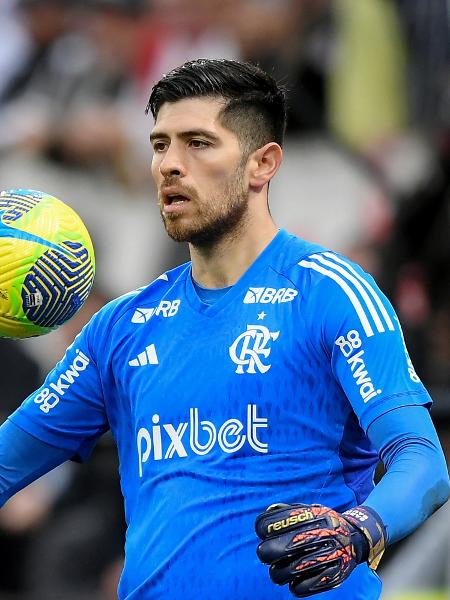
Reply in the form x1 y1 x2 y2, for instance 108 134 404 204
161 187 191 205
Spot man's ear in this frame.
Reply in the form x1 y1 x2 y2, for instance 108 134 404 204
248 143 283 191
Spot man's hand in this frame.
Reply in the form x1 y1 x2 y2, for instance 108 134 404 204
255 503 385 597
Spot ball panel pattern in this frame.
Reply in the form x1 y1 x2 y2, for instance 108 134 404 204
22 241 94 327
0 191 41 221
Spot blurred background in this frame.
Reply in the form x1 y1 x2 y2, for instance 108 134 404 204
0 0 449 598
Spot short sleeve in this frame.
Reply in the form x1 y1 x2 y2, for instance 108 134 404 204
300 251 432 431
9 315 109 461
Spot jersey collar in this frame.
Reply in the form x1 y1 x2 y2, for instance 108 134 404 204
185 229 291 316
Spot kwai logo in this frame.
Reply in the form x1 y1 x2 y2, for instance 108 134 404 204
243 287 298 304
131 299 180 323
137 404 268 477
335 330 381 403
33 349 90 413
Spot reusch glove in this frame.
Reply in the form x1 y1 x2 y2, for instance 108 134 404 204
255 503 386 597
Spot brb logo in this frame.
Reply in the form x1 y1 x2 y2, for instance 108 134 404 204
131 300 180 323
33 349 90 413
229 324 280 374
131 300 181 323
243 287 298 304
137 404 268 477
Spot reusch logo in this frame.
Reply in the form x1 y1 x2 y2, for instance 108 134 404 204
267 509 314 534
243 287 298 304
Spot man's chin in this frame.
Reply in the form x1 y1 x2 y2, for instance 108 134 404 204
162 219 197 244
160 189 249 246
163 221 221 246
165 229 192 243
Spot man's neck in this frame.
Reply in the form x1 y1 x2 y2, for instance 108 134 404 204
189 218 278 289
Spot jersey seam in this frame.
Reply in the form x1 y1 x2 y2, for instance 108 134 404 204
371 389 430 402
268 246 333 288
361 390 432 432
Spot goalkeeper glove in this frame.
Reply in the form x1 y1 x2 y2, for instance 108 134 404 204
255 503 386 597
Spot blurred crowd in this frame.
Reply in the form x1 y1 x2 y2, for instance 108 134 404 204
0 0 449 598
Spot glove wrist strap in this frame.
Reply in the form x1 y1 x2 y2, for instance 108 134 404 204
342 505 386 569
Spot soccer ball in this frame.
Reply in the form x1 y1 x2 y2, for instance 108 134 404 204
0 189 95 338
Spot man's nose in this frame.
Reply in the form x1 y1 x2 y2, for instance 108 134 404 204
159 145 186 178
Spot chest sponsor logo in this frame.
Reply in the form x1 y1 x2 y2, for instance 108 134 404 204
229 324 280 374
131 299 180 323
137 404 268 476
243 287 298 304
335 330 381 403
33 350 90 413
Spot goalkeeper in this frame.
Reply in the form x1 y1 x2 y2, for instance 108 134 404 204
0 58 449 599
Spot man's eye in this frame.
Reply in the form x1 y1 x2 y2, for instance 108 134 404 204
153 142 167 152
190 140 209 148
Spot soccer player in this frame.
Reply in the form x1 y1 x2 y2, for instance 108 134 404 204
0 59 449 599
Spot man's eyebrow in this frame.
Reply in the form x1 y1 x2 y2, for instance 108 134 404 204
150 129 219 143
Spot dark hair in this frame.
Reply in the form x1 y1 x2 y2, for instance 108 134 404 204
146 58 287 154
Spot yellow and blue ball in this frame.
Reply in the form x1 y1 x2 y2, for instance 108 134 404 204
0 189 95 338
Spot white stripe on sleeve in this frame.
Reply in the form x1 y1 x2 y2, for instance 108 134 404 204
299 259 375 337
322 252 395 331
309 254 386 333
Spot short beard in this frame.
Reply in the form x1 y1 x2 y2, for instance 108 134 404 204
161 165 249 247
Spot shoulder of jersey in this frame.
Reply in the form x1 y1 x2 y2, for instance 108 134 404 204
295 248 396 338
295 247 370 288
94 262 189 325
279 235 368 290
277 234 329 283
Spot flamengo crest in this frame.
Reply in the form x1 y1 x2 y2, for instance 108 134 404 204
229 324 280 374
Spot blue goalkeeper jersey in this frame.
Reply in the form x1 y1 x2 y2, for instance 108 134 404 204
10 229 431 600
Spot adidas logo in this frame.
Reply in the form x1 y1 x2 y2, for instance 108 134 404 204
128 344 159 367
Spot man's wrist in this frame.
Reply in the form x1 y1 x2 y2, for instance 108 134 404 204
342 505 386 569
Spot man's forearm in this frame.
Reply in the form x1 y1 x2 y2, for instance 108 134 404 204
364 405 450 544
0 419 72 506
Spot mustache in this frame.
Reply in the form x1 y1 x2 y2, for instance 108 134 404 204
160 179 196 198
